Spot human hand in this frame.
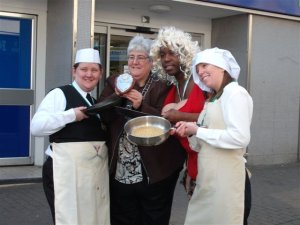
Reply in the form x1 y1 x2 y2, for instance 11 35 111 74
174 121 188 137
162 108 180 123
161 100 187 115
114 88 122 96
175 99 187 109
162 103 178 114
175 121 198 137
122 89 142 109
74 106 89 121
169 127 176 135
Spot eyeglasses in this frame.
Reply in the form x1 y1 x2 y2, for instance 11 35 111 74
128 55 149 63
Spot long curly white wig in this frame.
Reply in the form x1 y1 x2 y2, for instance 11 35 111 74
150 26 200 83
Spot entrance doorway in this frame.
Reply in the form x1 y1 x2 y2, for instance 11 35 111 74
0 13 36 165
94 24 203 95
94 24 157 95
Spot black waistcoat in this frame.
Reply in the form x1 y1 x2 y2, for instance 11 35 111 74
49 85 106 143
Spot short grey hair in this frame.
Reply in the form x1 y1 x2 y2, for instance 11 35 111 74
127 35 153 57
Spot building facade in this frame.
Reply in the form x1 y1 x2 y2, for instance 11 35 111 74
0 0 299 166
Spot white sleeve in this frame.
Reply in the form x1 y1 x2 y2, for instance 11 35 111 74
188 135 201 152
195 87 253 149
30 88 76 136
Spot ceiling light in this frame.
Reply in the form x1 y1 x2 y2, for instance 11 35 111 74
149 4 171 13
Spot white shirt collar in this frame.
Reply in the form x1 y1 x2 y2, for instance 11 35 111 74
72 80 91 98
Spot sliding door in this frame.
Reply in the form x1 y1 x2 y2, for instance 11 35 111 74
0 13 36 165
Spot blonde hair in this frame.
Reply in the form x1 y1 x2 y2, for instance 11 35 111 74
150 26 200 83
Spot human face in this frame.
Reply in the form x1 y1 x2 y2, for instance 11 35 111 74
196 63 224 92
73 62 102 92
159 47 181 76
128 50 152 84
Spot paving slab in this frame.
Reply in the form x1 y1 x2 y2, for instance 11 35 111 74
0 163 299 225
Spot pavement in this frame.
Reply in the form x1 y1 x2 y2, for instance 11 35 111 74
0 162 299 225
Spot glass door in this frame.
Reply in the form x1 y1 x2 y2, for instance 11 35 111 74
94 24 157 94
94 24 204 94
0 14 36 165
109 35 132 77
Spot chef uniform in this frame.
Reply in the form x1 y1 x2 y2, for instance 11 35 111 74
31 48 110 225
184 48 253 225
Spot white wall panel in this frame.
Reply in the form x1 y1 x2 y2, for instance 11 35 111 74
248 15 300 165
94 1 212 49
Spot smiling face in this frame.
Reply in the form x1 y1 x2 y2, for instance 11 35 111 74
128 50 152 85
196 63 225 92
159 47 181 77
73 62 102 92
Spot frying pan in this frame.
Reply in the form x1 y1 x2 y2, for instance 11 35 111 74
114 106 149 118
124 116 173 146
83 94 121 115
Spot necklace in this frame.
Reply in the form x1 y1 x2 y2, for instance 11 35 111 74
175 75 191 101
141 73 154 99
125 73 154 109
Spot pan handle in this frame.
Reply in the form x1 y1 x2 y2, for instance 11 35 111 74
169 126 176 135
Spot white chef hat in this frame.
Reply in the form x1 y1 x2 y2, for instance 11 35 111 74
192 47 240 92
75 48 101 64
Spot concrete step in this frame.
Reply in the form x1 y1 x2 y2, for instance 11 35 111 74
0 166 42 185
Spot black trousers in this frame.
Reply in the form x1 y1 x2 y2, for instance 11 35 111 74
244 169 252 225
42 157 55 223
110 169 181 225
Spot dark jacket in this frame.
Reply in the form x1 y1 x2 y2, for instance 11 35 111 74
98 73 186 184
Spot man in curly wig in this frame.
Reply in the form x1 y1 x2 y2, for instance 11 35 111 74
151 26 200 82
150 26 206 200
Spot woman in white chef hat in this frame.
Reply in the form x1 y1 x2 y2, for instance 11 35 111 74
31 48 110 225
175 47 253 225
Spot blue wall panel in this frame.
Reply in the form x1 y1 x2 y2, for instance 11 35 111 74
0 17 31 88
0 106 30 157
203 0 300 16
0 16 32 159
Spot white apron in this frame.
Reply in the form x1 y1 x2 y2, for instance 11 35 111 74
184 100 245 225
52 141 110 225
